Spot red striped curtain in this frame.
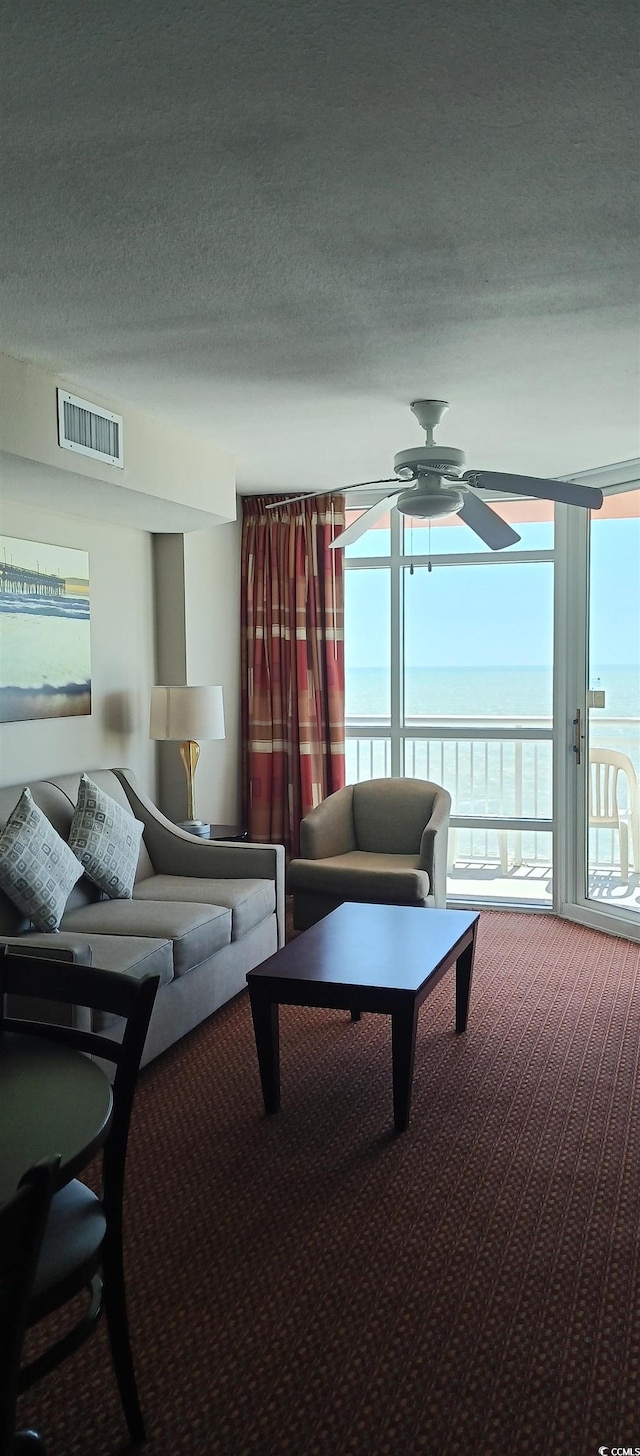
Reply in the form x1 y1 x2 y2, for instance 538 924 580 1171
241 495 346 856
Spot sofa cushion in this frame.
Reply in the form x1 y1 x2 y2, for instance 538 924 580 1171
0 789 83 932
133 875 275 941
287 851 433 905
0 775 154 932
68 773 144 899
61 899 231 977
48 771 156 887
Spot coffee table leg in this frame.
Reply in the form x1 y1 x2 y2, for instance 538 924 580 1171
350 1009 362 1022
248 989 280 1113
455 925 477 1033
391 1000 419 1133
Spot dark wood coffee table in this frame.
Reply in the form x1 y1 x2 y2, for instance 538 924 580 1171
247 902 479 1133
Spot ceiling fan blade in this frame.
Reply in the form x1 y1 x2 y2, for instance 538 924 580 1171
457 492 521 550
265 488 338 509
462 470 604 510
342 477 402 491
328 494 402 549
265 478 399 510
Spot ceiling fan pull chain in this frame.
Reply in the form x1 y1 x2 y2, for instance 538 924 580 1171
428 520 433 572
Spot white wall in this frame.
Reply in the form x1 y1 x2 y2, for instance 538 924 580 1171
151 521 242 825
1 352 237 529
184 520 242 823
0 496 156 792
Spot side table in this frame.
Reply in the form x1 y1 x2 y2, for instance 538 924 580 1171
206 824 248 841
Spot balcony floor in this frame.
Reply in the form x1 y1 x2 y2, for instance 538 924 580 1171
447 860 640 912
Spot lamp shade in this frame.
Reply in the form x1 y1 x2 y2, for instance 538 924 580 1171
150 685 225 742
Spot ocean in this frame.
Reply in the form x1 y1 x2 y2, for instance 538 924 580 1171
346 665 640 827
346 665 639 723
0 591 91 722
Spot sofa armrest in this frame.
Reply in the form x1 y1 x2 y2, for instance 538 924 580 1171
2 940 93 1031
300 785 356 859
113 770 286 947
419 788 451 908
2 941 92 966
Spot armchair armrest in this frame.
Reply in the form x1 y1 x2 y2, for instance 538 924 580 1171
113 770 286 947
300 785 356 860
419 788 451 908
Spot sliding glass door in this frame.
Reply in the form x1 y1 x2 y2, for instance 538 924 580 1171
557 475 640 938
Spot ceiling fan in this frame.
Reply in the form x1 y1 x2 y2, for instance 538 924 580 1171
267 400 604 550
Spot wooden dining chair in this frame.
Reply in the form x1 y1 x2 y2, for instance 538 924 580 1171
0 949 160 1449
0 1158 59 1456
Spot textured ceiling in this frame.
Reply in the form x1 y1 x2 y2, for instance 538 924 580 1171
1 0 638 495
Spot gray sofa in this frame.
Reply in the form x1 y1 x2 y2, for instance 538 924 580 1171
0 768 284 1065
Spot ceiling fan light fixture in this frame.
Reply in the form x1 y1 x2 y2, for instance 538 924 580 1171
397 484 465 519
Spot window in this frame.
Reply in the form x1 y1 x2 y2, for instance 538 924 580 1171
344 497 555 906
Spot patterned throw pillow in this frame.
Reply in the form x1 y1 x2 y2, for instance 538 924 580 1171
68 774 144 899
0 788 83 931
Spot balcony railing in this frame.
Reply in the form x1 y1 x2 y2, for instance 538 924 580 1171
345 716 639 879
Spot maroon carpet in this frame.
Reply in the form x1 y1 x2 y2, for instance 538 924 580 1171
18 911 640 1456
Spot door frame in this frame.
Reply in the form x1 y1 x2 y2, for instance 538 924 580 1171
554 460 640 942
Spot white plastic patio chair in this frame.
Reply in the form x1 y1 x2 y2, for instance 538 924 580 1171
588 747 640 885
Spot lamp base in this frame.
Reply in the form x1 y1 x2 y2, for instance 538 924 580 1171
178 819 210 838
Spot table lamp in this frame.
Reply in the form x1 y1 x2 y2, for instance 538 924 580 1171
150 685 225 836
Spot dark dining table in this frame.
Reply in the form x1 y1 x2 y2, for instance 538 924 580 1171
0 1031 113 1204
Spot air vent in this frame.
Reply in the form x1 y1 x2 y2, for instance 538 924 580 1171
57 389 124 467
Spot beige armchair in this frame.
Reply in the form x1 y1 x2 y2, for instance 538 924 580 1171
288 777 451 931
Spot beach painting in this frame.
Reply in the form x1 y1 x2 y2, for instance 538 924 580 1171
0 535 91 722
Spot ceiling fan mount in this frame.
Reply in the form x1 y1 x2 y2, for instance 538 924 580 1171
408 398 450 434
267 397 604 551
393 400 466 481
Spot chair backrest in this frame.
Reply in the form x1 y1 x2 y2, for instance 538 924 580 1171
0 1158 59 1456
588 748 638 825
0 947 159 1218
352 777 441 854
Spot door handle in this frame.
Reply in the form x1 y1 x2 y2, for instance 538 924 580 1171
572 707 584 766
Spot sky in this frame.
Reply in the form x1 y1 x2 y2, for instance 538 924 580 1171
0 534 89 581
345 516 640 672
